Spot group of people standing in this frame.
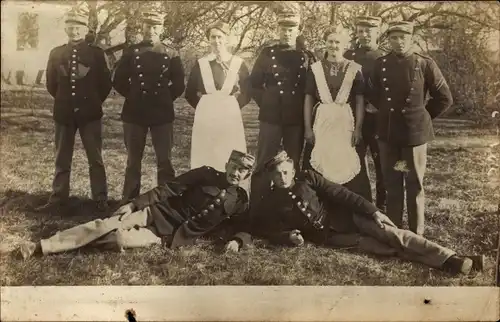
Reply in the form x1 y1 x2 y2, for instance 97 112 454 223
20 6 483 277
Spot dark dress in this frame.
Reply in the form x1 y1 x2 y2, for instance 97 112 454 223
302 58 373 203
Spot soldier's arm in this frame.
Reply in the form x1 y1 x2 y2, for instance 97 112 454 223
184 60 201 109
353 70 365 133
131 167 209 210
218 191 253 248
305 170 379 216
168 53 186 101
112 53 132 97
365 59 381 109
249 48 269 107
45 48 58 98
304 69 318 131
235 62 252 109
249 197 299 246
424 58 453 119
95 48 112 102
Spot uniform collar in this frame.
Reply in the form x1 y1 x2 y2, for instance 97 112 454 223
358 44 379 52
392 49 414 58
68 39 85 47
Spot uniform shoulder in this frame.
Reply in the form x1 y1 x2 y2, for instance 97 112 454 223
50 44 67 54
415 52 433 60
376 52 391 61
344 48 355 58
414 52 438 66
299 170 317 182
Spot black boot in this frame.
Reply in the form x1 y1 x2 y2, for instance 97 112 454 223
442 255 473 275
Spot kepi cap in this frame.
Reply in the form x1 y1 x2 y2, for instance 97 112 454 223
206 21 231 39
64 9 88 27
275 2 301 27
263 150 292 172
355 16 382 28
386 21 414 35
142 11 164 26
228 150 255 170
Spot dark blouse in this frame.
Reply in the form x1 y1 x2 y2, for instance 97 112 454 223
185 56 251 109
305 59 365 109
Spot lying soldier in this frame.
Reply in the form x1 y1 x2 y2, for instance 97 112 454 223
250 150 478 276
18 150 255 259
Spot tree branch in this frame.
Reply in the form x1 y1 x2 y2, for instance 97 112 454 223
407 3 444 22
433 10 500 31
232 5 261 26
378 3 411 17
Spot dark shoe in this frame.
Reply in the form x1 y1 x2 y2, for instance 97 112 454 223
96 200 109 212
468 255 485 272
442 255 473 275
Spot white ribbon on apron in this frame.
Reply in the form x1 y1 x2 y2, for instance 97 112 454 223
310 60 362 184
190 54 247 173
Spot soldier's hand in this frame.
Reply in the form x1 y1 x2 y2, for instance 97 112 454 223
305 128 315 145
366 102 378 113
372 211 397 229
352 128 362 146
113 203 135 219
224 240 240 253
289 229 304 246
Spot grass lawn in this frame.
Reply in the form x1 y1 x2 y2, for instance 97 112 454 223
0 90 498 286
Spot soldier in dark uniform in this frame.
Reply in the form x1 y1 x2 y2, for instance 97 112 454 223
250 151 475 276
36 10 112 213
249 5 312 207
368 21 453 235
113 11 186 203
18 150 255 259
344 16 387 211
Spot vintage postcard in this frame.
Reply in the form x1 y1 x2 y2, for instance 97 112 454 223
1 0 499 321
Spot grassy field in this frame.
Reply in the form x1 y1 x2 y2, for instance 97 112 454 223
0 90 498 286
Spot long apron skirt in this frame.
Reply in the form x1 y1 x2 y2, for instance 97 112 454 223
190 93 249 191
310 102 361 185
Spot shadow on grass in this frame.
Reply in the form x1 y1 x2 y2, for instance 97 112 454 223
0 189 124 239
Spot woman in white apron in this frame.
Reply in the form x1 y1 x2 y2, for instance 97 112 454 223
185 22 251 175
302 26 372 203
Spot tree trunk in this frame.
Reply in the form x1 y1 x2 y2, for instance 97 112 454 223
329 3 337 25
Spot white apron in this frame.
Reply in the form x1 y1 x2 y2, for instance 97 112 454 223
190 54 247 173
310 60 362 184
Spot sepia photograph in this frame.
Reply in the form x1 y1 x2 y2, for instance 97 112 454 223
1 0 499 321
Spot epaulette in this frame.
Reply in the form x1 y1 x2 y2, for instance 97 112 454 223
415 52 432 60
89 43 106 52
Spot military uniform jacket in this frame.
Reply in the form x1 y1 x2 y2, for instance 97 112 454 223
367 52 453 146
251 170 379 246
185 57 251 109
344 46 385 90
113 41 185 126
249 44 311 125
45 41 112 125
131 166 251 248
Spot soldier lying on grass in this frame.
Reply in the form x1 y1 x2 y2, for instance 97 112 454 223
17 150 254 259
249 150 481 276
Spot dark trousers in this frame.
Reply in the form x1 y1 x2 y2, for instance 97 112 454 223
122 122 175 201
326 213 454 268
49 119 107 203
378 140 428 235
250 122 304 207
359 112 386 208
